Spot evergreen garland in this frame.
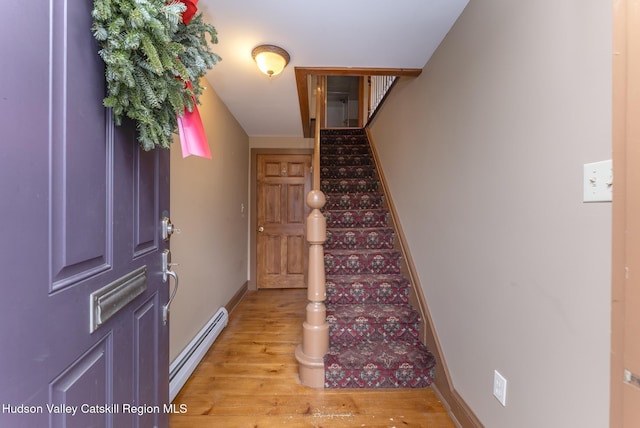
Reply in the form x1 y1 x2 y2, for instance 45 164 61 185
91 0 220 150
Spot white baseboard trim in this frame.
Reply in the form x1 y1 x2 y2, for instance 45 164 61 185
169 307 228 402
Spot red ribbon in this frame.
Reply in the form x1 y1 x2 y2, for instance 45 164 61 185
181 0 198 25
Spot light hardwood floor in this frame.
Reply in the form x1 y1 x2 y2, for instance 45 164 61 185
170 289 455 427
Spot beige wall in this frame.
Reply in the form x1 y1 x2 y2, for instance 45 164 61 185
169 78 250 361
370 1 611 427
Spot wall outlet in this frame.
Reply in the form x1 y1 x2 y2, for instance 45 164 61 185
493 370 507 406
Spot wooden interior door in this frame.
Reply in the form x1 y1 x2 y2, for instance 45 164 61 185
256 154 312 288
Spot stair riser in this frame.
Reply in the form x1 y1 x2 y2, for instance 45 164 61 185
321 146 371 156
326 276 411 304
321 179 380 193
324 340 436 389
327 303 421 344
324 365 435 389
325 229 395 250
326 286 409 305
328 323 420 346
324 193 385 210
325 210 390 228
321 137 369 146
321 155 374 167
324 253 402 275
321 165 376 179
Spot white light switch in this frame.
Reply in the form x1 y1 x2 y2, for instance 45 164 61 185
493 370 507 406
583 160 612 202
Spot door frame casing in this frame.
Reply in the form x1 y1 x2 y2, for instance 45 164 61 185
611 0 640 425
249 148 313 290
295 67 422 138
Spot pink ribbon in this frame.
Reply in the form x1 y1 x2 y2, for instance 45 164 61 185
177 83 211 159
174 0 211 159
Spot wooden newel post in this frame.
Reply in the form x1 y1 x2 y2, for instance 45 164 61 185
295 189 329 388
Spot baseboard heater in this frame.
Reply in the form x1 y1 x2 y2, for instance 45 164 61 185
169 307 228 402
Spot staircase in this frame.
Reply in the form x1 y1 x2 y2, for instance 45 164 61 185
320 128 436 388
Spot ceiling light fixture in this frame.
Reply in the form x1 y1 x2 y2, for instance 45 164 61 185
251 44 290 77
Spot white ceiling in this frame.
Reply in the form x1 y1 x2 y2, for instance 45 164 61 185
197 0 469 138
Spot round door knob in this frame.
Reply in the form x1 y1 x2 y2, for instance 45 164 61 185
258 226 264 232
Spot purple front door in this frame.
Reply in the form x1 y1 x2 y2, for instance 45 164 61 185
1 1 170 427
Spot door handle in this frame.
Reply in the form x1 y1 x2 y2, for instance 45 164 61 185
161 249 179 325
258 226 264 232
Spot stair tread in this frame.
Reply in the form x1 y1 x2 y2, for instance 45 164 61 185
321 150 371 156
326 226 394 232
327 303 420 322
326 273 409 282
327 295 409 306
321 155 373 160
321 164 376 168
321 178 377 182
324 192 385 197
326 275 411 290
325 208 388 213
327 302 421 345
327 340 433 365
325 248 401 255
321 164 376 169
326 276 410 305
324 340 435 388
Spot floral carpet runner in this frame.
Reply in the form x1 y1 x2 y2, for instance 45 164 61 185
321 128 436 388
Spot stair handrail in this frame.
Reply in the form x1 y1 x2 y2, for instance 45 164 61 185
368 75 396 117
295 76 329 388
367 75 397 125
313 78 323 190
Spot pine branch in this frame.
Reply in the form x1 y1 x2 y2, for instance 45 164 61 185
92 0 220 150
